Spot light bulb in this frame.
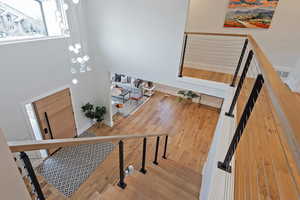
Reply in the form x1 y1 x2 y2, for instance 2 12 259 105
73 49 80 54
72 78 78 85
77 57 84 63
68 45 74 52
75 43 81 50
83 55 90 61
63 3 69 10
72 0 79 4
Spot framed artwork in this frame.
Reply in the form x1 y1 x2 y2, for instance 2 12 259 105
224 0 279 29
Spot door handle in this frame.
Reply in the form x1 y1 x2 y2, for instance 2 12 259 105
44 112 54 139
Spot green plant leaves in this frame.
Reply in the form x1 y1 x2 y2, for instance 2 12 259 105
81 103 106 122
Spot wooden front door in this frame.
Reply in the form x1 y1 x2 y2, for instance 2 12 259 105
33 88 77 154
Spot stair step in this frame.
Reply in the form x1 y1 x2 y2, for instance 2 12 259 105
100 181 155 200
158 159 202 186
100 159 202 200
147 163 200 197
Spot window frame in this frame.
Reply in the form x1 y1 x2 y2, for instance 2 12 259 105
0 0 70 45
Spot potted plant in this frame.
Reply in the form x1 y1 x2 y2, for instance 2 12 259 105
177 90 201 103
81 103 106 128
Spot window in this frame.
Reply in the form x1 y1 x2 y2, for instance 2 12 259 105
0 0 69 42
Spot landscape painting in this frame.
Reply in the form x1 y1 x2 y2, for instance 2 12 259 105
224 0 279 29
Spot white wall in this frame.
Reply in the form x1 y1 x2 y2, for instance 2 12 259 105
286 58 300 93
0 129 31 200
84 0 187 84
83 0 232 98
0 2 110 144
186 0 300 70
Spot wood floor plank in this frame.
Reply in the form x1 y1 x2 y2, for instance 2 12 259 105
182 66 232 84
186 69 300 200
34 92 219 199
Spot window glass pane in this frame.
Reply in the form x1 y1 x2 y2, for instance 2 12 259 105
0 0 68 42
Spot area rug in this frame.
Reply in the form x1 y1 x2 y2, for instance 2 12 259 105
36 132 115 197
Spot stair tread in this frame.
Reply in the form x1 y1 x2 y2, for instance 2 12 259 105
147 163 200 196
100 159 201 200
100 184 154 200
131 169 197 199
158 159 202 186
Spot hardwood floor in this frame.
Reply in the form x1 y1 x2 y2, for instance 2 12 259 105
37 92 219 199
182 69 300 199
182 66 233 84
100 159 201 200
235 79 300 200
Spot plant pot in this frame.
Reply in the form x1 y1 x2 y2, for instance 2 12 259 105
192 97 201 104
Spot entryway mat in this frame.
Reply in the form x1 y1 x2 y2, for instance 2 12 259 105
36 132 115 197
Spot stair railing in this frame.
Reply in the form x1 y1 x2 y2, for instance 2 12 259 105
225 50 254 117
218 74 265 173
230 39 249 87
8 133 170 196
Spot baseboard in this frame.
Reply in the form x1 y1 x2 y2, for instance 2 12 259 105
77 122 94 136
285 76 299 93
104 119 113 127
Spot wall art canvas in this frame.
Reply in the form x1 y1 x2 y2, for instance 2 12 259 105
224 0 279 29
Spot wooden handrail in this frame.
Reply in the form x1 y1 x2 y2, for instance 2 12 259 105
184 32 247 37
8 133 168 153
183 32 300 169
184 32 300 145
248 35 300 156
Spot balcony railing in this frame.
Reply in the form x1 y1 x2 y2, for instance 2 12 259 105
181 32 300 199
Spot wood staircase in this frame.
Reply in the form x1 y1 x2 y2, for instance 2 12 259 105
100 159 201 200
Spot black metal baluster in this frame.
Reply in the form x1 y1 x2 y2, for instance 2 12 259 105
20 152 45 200
117 140 127 189
162 135 169 159
218 74 265 173
153 136 160 165
230 39 249 87
140 138 147 174
226 50 254 117
178 34 188 77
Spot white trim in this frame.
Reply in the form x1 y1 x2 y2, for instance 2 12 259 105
0 35 70 46
185 62 235 74
200 87 236 200
21 85 71 104
106 71 114 127
274 65 293 73
177 76 230 98
286 76 299 93
77 122 93 136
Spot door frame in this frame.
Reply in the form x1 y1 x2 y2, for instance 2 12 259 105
20 85 78 157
